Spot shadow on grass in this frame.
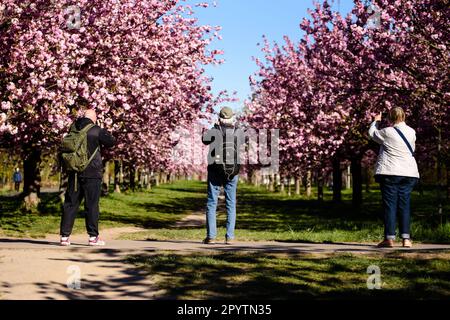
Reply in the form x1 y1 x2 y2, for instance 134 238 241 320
99 195 205 229
234 184 448 234
128 252 450 300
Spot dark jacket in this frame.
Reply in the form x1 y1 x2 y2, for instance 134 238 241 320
202 122 241 181
73 117 116 179
13 171 22 183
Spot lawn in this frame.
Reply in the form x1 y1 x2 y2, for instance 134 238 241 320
0 180 448 243
127 251 450 299
0 181 205 238
121 181 450 244
1 180 449 300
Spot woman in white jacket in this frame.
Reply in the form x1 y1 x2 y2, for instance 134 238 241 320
369 107 420 248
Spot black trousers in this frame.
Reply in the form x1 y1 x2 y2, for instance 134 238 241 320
60 175 102 237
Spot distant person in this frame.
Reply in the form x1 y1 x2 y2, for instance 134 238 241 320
13 168 22 192
369 107 420 248
202 107 241 245
59 109 115 246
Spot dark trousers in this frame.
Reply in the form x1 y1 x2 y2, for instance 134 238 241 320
60 175 102 237
378 175 418 240
14 182 20 192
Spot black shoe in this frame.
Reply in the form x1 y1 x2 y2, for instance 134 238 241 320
202 238 216 244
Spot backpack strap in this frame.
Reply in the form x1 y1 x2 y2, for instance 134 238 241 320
69 122 95 133
81 123 96 133
393 127 415 157
88 146 100 164
68 123 77 133
73 124 98 192
85 123 100 166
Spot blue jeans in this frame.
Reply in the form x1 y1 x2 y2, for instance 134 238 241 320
206 172 238 240
378 175 418 240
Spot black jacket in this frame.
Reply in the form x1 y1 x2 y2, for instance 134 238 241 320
72 117 116 179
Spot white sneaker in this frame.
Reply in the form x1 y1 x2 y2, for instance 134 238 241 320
60 237 71 246
88 236 106 246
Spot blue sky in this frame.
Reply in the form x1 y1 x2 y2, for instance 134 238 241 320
185 0 354 112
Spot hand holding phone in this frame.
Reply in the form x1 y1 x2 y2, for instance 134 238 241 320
374 112 382 122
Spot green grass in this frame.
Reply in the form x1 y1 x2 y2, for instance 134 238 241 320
127 251 450 299
0 180 205 238
1 180 448 243
122 182 450 244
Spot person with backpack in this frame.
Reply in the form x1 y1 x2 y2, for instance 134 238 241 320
59 109 115 246
369 107 420 248
202 107 241 245
13 168 22 192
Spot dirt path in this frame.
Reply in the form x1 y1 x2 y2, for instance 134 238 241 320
0 227 156 300
0 192 207 299
0 247 160 300
1 227 450 300
173 194 227 229
173 211 205 228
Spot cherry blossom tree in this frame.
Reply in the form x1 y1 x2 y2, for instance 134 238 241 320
0 0 223 206
246 0 448 205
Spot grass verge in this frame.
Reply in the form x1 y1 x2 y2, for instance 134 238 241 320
1 180 448 243
0 181 205 238
127 251 450 299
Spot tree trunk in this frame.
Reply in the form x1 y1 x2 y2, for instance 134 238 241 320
332 156 342 203
295 176 301 195
351 156 363 207
114 160 121 193
280 176 285 193
317 170 324 202
251 170 258 187
146 173 152 190
287 176 292 196
255 171 259 187
119 161 124 184
305 170 312 198
344 165 351 189
418 179 424 196
269 173 275 192
140 170 145 189
129 164 136 191
447 164 449 200
102 161 110 196
365 166 371 193
437 128 443 225
23 147 42 210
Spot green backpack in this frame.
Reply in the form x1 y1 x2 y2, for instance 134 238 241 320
61 124 99 189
